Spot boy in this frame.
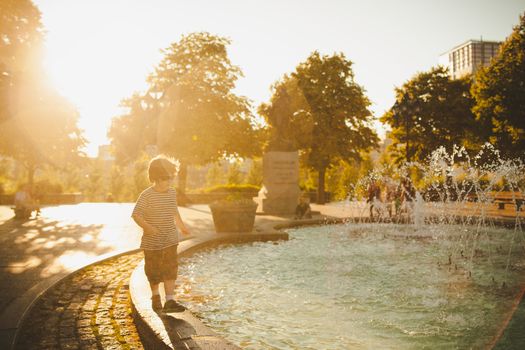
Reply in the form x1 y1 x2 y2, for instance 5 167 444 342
132 156 190 312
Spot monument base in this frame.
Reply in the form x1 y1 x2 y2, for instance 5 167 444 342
257 186 299 215
256 151 300 215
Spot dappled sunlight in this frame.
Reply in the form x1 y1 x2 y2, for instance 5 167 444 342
7 256 42 274
58 250 97 269
41 237 77 251
42 250 99 277
13 229 40 244
41 203 140 228
0 204 143 302
79 233 95 243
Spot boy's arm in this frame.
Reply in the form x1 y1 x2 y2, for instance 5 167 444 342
174 211 191 236
132 214 158 235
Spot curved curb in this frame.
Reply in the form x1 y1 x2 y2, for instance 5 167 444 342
6 248 142 350
129 231 289 350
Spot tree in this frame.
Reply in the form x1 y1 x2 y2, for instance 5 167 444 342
284 51 378 203
0 1 84 186
245 158 263 186
0 76 85 185
381 66 479 163
205 162 225 187
226 162 244 184
0 0 43 122
111 32 262 195
471 13 525 160
108 92 158 164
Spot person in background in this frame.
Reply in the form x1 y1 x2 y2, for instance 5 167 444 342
385 179 397 219
295 193 312 219
367 180 381 219
14 184 40 219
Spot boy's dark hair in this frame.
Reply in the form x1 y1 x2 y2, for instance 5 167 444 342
148 156 177 183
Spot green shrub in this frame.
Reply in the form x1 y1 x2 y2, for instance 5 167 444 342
34 179 63 194
202 184 260 194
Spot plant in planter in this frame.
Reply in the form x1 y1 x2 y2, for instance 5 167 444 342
209 194 258 233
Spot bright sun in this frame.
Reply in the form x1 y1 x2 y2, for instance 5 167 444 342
39 0 154 157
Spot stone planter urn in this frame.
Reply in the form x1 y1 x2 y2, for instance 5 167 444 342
209 199 258 233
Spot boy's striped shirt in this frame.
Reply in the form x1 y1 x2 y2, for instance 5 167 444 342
132 186 180 250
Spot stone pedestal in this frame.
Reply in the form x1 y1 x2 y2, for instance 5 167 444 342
256 151 300 215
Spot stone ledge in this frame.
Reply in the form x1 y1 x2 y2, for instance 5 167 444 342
129 231 288 350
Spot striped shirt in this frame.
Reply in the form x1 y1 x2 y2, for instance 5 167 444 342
132 186 180 250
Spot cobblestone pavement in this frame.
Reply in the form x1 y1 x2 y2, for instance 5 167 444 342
0 203 142 318
15 252 144 350
0 203 217 349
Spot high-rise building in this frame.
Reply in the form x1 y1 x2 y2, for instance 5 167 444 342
439 39 502 79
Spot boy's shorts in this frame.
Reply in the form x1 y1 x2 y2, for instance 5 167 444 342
143 245 179 284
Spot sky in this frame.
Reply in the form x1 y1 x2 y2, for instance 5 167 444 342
33 0 525 157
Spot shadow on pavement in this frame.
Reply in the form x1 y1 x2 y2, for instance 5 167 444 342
0 217 111 314
160 314 201 349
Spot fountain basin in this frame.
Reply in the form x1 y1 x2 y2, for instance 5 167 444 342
177 223 525 349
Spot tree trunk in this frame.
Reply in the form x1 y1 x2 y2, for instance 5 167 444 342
177 161 189 206
27 162 35 188
317 167 326 204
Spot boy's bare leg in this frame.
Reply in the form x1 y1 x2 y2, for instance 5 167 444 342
149 283 162 310
150 283 160 295
164 279 175 300
163 279 185 311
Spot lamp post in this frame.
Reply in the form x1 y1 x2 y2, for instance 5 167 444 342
399 104 410 163
405 109 410 162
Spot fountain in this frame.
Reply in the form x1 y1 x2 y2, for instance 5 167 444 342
176 145 524 349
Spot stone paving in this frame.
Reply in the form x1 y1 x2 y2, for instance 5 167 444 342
0 203 146 348
0 203 142 313
15 251 144 350
0 202 225 348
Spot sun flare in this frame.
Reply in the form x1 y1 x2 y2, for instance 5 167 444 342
39 0 155 156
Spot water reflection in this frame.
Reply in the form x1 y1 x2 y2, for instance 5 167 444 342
178 224 525 349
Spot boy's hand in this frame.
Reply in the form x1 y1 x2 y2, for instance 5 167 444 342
145 225 159 236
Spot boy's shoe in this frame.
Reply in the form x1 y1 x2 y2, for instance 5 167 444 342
163 299 186 313
151 295 162 311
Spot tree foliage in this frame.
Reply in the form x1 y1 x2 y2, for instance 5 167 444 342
0 1 84 184
0 0 43 122
245 158 262 186
151 33 261 162
260 52 378 203
226 162 244 185
381 66 479 163
109 32 262 194
294 52 378 169
471 13 525 159
0 0 42 63
0 78 85 184
108 93 158 164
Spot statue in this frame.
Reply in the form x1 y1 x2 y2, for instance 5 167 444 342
266 86 295 152
257 85 300 214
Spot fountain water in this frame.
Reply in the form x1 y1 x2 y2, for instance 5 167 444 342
349 144 524 283
176 145 524 349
